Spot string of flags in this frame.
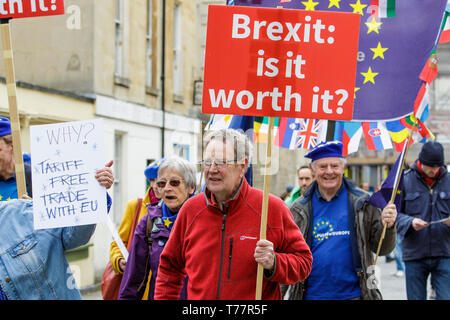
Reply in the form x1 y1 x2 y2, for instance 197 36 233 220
205 104 432 156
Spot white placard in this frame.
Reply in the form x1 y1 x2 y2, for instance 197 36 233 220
30 119 107 230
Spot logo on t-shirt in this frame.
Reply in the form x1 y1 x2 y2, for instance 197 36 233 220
313 218 350 242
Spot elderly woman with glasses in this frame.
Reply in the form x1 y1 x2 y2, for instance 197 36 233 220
118 156 196 300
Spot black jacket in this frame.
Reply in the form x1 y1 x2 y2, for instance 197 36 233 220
396 161 450 261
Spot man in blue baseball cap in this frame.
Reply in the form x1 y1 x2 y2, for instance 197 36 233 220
286 141 398 300
0 117 33 200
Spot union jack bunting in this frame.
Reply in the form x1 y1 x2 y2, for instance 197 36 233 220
295 119 326 150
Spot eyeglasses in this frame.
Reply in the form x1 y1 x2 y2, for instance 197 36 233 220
156 179 184 188
198 159 240 169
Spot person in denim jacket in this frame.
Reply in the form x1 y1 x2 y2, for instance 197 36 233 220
0 161 114 300
396 141 450 300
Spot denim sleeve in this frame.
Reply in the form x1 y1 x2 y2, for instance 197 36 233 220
61 224 96 251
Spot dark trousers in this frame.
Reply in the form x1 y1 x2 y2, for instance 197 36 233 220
404 257 450 300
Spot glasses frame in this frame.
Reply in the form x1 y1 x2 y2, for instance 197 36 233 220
198 158 242 169
156 178 185 189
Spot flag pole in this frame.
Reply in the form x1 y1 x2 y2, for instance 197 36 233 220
255 116 274 300
0 18 27 198
373 116 418 265
255 6 280 299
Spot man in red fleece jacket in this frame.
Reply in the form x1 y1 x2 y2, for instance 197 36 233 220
155 128 312 300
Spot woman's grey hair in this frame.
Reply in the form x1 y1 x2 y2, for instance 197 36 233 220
203 128 253 164
157 156 197 190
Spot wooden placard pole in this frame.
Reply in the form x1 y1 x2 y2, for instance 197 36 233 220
373 116 417 265
255 5 284 300
255 116 275 300
0 19 27 198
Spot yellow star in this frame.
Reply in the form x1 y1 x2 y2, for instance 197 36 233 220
302 0 319 11
328 0 341 8
0 195 3 201
361 67 379 84
349 0 367 15
365 17 383 34
354 87 360 98
6 197 11 201
163 218 172 228
370 42 388 60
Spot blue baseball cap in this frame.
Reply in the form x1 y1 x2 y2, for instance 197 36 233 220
23 153 31 164
305 141 343 161
0 117 11 137
144 158 165 181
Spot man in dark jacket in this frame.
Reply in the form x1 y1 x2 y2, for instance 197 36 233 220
288 141 397 300
396 141 450 300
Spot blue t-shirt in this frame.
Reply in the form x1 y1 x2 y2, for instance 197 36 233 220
0 176 19 202
304 183 361 300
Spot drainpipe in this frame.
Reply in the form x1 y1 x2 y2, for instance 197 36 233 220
161 0 166 157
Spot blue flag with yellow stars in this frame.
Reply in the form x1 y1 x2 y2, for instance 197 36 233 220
232 0 447 121
369 148 404 211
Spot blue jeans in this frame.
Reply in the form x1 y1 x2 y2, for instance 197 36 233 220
394 234 405 272
404 257 450 300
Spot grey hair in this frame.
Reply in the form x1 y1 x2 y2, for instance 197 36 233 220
203 128 253 165
157 156 197 190
310 157 347 170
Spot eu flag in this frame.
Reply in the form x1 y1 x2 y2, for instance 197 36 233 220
369 149 405 211
233 0 447 121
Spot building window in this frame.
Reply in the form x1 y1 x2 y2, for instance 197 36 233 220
173 3 183 98
173 143 190 161
113 132 123 224
115 0 130 87
146 0 155 91
115 0 124 78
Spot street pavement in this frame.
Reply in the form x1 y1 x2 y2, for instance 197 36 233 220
81 256 411 300
378 256 407 300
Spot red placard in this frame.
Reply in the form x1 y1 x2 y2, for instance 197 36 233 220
202 5 360 120
0 0 64 19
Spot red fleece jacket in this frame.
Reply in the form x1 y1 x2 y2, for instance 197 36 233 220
154 179 312 300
